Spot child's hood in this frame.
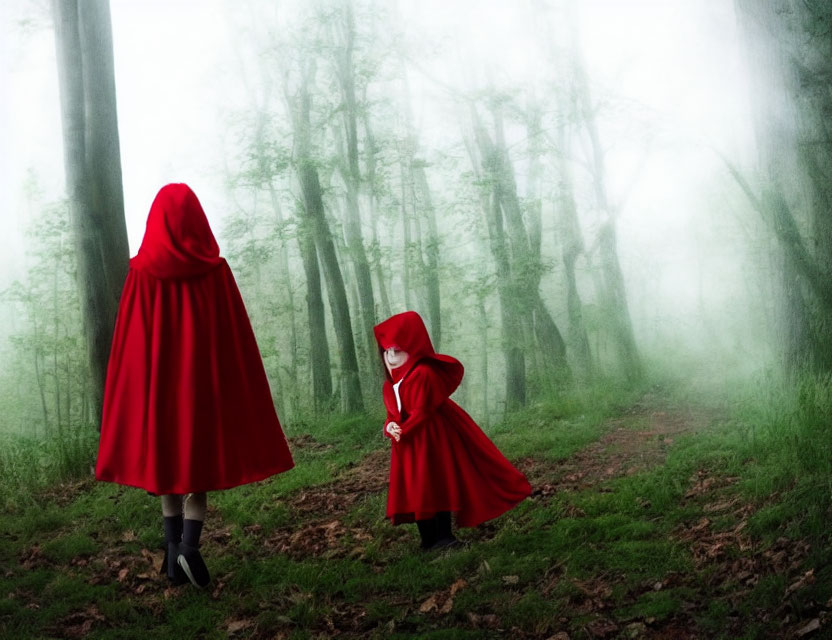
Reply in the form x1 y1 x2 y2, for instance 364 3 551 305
373 311 464 394
131 183 224 279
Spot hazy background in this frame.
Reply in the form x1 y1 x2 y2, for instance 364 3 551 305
0 0 774 430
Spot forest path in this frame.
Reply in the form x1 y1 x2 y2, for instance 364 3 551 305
9 394 824 640
518 392 716 500
241 393 713 560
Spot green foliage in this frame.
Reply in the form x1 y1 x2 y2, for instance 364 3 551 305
730 373 832 542
491 378 644 459
0 174 94 512
0 428 96 509
1 382 832 638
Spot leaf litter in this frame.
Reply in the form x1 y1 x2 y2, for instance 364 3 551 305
7 396 828 639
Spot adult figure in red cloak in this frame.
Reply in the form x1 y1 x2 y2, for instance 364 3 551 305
374 311 531 550
96 183 294 587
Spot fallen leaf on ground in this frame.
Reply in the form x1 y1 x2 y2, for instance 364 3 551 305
54 604 106 640
449 578 467 595
419 579 467 614
797 618 821 637
467 612 500 628
212 578 228 599
227 619 253 634
704 498 739 513
784 569 815 599
625 622 647 638
419 594 439 614
587 618 618 637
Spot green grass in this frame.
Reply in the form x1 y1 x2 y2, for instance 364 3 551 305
1 375 831 638
0 426 97 510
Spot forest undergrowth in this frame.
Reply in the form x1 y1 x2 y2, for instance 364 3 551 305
1 375 831 639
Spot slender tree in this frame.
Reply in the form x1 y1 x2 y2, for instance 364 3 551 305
554 95 593 381
361 91 393 319
733 0 832 374
411 159 442 348
51 0 129 426
464 108 527 409
467 97 571 406
331 1 378 380
571 46 643 383
286 58 364 413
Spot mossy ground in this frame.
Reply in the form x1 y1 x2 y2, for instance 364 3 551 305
1 379 830 639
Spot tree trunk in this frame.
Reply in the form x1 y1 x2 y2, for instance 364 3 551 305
412 161 442 349
52 257 63 435
399 152 413 310
490 189 527 410
555 95 593 381
522 102 571 391
476 294 490 428
573 49 643 383
33 325 50 436
360 99 392 319
80 371 89 428
464 114 526 410
296 212 333 410
247 96 299 410
52 0 129 427
734 0 832 374
289 61 363 413
334 2 378 383
265 182 302 414
471 101 570 401
492 103 570 392
408 164 431 319
327 198 365 380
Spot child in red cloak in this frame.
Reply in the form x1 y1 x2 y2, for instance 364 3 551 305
374 311 531 550
96 183 294 587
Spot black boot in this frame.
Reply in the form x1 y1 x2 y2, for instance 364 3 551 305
430 512 460 550
161 515 188 586
177 519 210 588
416 517 438 550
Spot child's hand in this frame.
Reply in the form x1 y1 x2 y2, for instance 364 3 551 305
386 422 402 442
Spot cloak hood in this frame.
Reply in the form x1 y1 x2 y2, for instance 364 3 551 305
373 311 463 392
130 183 224 278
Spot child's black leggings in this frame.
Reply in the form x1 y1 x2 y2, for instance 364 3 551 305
416 511 452 548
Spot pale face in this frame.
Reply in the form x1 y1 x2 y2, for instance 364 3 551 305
383 347 409 373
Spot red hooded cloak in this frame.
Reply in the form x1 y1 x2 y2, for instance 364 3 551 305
95 183 294 494
374 311 531 527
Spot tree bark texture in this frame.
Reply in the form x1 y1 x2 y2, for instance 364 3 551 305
52 0 129 428
573 52 643 382
734 0 832 374
333 2 378 384
290 61 363 413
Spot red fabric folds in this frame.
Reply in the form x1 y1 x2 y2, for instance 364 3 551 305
374 310 463 388
96 183 294 494
374 311 531 527
130 182 223 278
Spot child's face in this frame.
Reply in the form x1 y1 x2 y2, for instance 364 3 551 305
384 347 409 373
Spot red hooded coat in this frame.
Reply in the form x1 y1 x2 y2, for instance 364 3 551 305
374 311 531 527
95 183 294 494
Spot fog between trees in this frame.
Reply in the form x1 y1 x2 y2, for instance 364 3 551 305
1 0 826 435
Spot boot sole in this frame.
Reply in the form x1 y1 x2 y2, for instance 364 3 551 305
177 554 209 588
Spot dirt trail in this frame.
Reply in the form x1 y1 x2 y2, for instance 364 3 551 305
20 396 822 639
256 446 390 560
236 396 719 566
521 394 716 499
